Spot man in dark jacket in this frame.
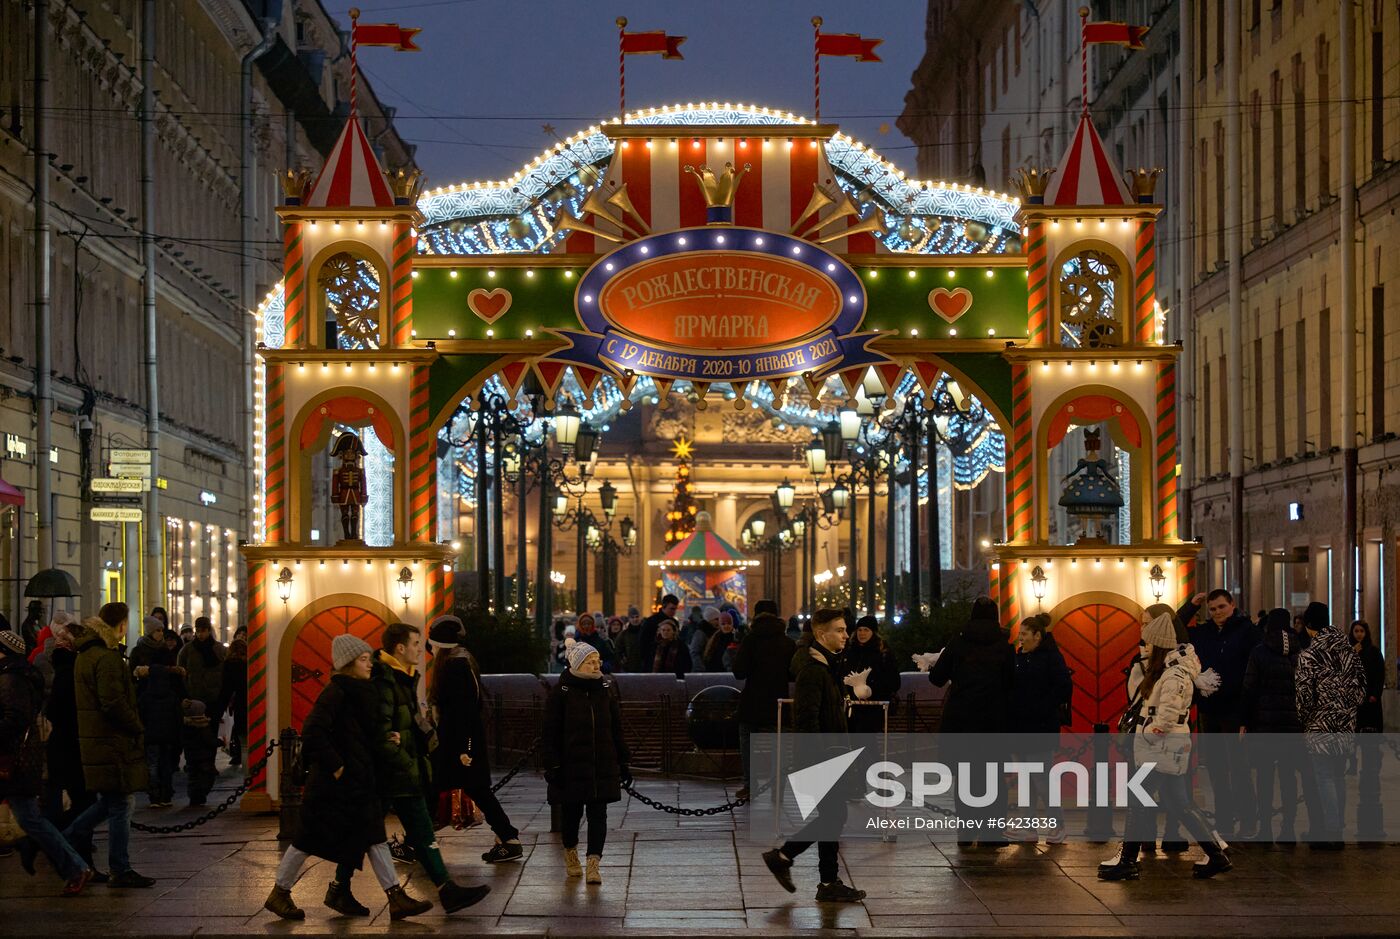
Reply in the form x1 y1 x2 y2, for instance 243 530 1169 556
61 603 155 888
130 617 185 807
638 594 680 675
175 617 224 713
732 598 796 800
1179 588 1262 837
426 615 524 864
1240 609 1314 842
366 623 488 914
761 608 866 903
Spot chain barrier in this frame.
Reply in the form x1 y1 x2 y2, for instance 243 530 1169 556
623 777 767 816
491 738 541 793
130 740 279 834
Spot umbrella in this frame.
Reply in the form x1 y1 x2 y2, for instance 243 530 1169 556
25 568 81 598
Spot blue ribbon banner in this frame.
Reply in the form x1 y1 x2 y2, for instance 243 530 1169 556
547 226 887 382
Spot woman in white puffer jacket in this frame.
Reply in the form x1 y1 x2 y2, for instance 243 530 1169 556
1100 610 1233 882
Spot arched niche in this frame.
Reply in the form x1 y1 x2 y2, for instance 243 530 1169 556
306 239 391 350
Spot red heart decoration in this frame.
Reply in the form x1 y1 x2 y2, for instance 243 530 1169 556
467 287 513 323
928 287 972 323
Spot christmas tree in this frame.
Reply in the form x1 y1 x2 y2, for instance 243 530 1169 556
663 436 698 544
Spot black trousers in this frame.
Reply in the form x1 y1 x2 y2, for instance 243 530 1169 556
780 796 848 884
560 800 609 856
461 777 520 843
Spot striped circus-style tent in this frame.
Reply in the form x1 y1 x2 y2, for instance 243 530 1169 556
654 512 758 569
306 115 396 208
1044 114 1133 207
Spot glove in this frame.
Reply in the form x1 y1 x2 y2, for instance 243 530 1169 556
1194 668 1222 697
842 667 873 700
911 651 941 672
619 765 633 788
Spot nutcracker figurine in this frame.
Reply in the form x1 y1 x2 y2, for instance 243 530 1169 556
1057 427 1124 543
330 431 369 543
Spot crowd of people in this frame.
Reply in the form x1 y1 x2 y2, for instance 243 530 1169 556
0 583 1389 913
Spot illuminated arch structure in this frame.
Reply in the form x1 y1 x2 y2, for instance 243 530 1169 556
243 104 1197 805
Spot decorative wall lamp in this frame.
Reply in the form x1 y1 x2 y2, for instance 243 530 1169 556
397 566 414 604
1149 563 1166 601
1030 565 1048 608
276 567 294 604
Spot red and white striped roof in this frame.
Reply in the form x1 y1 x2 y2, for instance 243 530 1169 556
1044 115 1132 207
563 134 883 254
306 115 395 208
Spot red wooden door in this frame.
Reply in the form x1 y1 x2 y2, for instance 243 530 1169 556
1052 603 1140 732
289 606 386 730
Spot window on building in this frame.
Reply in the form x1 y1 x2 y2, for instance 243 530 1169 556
1014 11 1022 75
1199 2 1209 80
1316 37 1330 198
1218 352 1229 473
1318 307 1332 449
1216 2 1226 66
1203 359 1213 472
1214 122 1225 264
1372 19 1385 169
1001 126 1010 185
1250 91 1262 241
1271 71 1283 232
1293 53 1306 215
1274 325 1286 459
1295 318 1308 454
1373 284 1386 440
1253 335 1264 465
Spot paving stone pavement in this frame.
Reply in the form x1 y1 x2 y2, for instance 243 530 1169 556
5 756 1400 937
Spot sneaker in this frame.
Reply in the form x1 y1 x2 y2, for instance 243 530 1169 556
481 840 523 864
815 880 866 903
1098 859 1140 881
1193 850 1233 878
762 849 795 893
61 869 94 898
108 869 156 888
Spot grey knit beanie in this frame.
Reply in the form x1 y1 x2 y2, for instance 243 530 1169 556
331 633 373 671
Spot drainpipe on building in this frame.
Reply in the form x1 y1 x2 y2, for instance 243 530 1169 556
1023 1 1041 163
1177 2 1195 541
1224 0 1245 600
1339 0 1358 620
139 0 161 614
241 20 279 546
32 0 54 573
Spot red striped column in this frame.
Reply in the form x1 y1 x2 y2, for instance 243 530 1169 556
988 562 1001 616
265 364 287 543
1134 220 1157 343
245 560 269 793
1178 559 1196 607
390 222 414 346
1001 560 1020 629
1025 221 1049 345
1007 363 1034 543
282 222 306 347
408 365 434 542
1156 362 1178 540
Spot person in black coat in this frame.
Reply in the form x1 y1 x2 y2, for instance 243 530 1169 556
425 615 524 864
1351 619 1387 838
638 594 680 674
1350 620 1385 732
732 599 796 797
214 639 248 766
1241 608 1313 843
42 637 93 830
1009 615 1072 840
842 615 901 734
542 639 631 885
264 634 432 921
761 609 866 903
650 619 692 676
1178 588 1260 837
132 625 185 808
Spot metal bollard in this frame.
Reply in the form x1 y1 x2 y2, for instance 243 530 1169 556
276 727 305 842
1084 723 1116 842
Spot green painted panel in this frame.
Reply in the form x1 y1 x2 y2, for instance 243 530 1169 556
939 352 1014 425
410 261 1029 343
427 353 504 427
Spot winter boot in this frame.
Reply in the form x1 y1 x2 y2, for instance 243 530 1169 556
385 885 433 920
324 880 370 917
263 885 305 920
585 855 602 885
439 880 491 913
563 846 583 878
1192 843 1233 879
1098 842 1142 881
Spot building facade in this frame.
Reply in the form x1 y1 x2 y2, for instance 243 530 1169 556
0 0 412 633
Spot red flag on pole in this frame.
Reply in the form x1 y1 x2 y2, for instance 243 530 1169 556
620 29 686 58
1082 21 1148 49
814 31 883 62
352 21 422 51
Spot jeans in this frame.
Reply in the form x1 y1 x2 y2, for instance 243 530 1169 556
780 795 848 884
739 723 774 791
462 778 520 843
1309 750 1347 839
43 779 94 830
145 743 177 803
337 796 448 887
1125 768 1215 846
9 795 86 879
560 800 609 857
62 791 133 874
282 843 397 892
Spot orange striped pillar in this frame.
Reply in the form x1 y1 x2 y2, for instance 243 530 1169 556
1025 221 1049 345
245 561 269 793
1134 220 1156 344
282 221 306 348
408 365 434 543
988 562 1001 613
1179 558 1196 607
1007 363 1034 543
390 221 414 347
265 364 287 543
1000 560 1019 629
1156 362 1178 540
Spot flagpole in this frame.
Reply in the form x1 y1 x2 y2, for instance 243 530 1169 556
348 7 361 116
812 16 822 121
1078 5 1089 115
617 16 627 123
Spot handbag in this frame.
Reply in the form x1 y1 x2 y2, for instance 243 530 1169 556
1116 692 1144 736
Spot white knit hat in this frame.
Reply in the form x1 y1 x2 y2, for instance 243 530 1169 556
331 633 374 670
564 637 598 674
1141 611 1178 650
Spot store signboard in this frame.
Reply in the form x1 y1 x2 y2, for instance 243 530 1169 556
91 506 143 522
91 478 145 493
